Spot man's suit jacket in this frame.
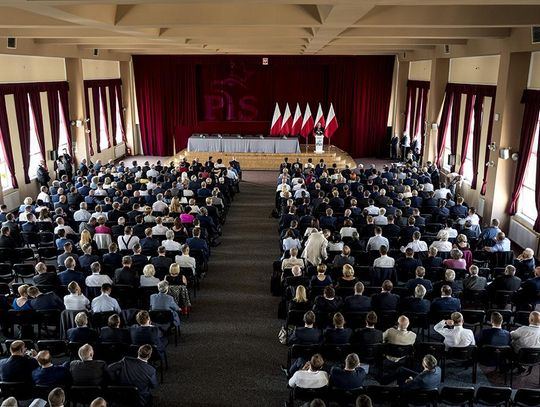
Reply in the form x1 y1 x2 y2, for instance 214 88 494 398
102 252 123 270
401 297 431 314
150 256 173 271
99 327 131 344
186 237 209 258
430 297 461 314
343 295 371 312
402 367 441 390
114 267 139 287
108 357 158 406
0 235 16 250
371 292 400 312
58 270 86 288
67 327 99 343
422 256 443 271
30 292 65 311
477 328 511 347
463 275 487 291
33 272 61 287
405 278 433 292
323 327 353 345
313 296 343 313
330 366 366 390
32 365 71 387
352 328 383 345
288 327 323 345
129 325 166 353
488 275 522 293
140 238 160 253
383 224 402 238
69 359 107 385
0 355 39 383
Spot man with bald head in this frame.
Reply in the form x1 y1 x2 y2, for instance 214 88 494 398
511 311 540 352
382 315 417 362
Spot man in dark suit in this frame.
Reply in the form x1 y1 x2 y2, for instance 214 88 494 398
396 248 421 280
405 266 433 293
288 311 323 345
514 266 540 308
401 285 431 314
140 228 161 254
324 312 352 345
450 197 468 219
399 218 419 245
102 242 123 272
33 261 61 287
477 312 511 347
372 280 400 313
108 344 158 407
329 353 367 390
313 286 343 314
69 344 107 385
21 213 39 234
114 256 139 287
488 265 522 294
431 285 461 314
343 282 371 312
27 286 65 311
432 269 463 295
150 246 174 279
186 227 210 260
129 310 167 357
0 226 17 250
99 314 131 343
0 340 39 383
422 247 443 271
130 243 149 274
32 350 71 387
58 257 85 288
395 355 441 390
383 215 401 239
352 311 383 345
67 312 99 343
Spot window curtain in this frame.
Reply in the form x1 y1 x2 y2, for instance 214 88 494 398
458 94 476 176
449 93 461 172
416 86 429 139
83 87 95 156
403 85 414 135
0 95 18 188
58 87 72 153
508 90 540 218
99 87 110 150
404 81 429 153
46 90 60 151
91 87 102 153
115 83 126 143
480 95 496 195
13 90 31 184
471 95 485 189
108 86 117 146
28 91 47 167
436 93 453 168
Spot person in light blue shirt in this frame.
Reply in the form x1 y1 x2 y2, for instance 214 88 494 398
484 232 511 253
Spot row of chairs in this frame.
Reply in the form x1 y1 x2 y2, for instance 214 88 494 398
290 385 540 407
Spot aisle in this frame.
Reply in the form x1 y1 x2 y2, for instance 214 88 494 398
155 172 286 406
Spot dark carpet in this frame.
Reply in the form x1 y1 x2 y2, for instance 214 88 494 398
155 175 287 407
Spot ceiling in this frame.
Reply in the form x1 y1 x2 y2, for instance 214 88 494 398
0 1 539 56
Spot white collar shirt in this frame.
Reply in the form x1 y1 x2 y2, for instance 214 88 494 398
511 325 540 352
434 320 476 349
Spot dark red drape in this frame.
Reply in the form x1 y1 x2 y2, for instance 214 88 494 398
91 87 102 153
508 90 540 216
84 87 94 156
133 55 394 157
13 90 31 184
28 91 46 167
108 86 117 146
449 93 461 172
419 87 429 138
46 90 60 151
471 95 485 189
458 94 475 175
0 95 18 188
436 93 453 168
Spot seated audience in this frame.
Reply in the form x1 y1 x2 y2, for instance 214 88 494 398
67 312 99 343
288 311 323 345
91 283 121 314
32 350 71 387
64 281 90 311
324 312 352 345
329 353 366 390
343 282 371 312
371 280 399 313
431 285 461 314
99 314 130 343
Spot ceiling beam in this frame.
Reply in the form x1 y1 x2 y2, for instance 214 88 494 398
341 26 511 38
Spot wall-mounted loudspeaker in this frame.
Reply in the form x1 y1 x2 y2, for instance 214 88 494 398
49 150 59 161
93 48 99 56
444 44 450 54
7 37 16 49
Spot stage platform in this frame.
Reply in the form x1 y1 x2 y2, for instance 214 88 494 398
172 144 356 171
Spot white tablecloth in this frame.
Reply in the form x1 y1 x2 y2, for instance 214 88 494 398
187 136 301 154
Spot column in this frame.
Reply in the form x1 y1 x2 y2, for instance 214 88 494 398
425 58 449 162
65 58 89 163
393 59 410 138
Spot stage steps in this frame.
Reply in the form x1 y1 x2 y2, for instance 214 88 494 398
173 145 356 171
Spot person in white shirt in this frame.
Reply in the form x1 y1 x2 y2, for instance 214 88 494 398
288 353 329 389
429 230 452 253
365 200 380 216
401 231 428 253
440 220 458 239
151 217 169 236
90 205 108 221
175 244 197 276
74 202 92 222
91 283 121 313
162 230 182 252
85 262 113 287
152 195 169 213
339 219 358 239
37 186 50 204
510 311 540 352
64 281 90 311
367 227 389 252
281 248 305 271
464 207 480 226
373 246 395 268
373 208 388 226
146 165 159 179
118 226 140 251
433 183 451 200
434 312 475 349
54 218 76 236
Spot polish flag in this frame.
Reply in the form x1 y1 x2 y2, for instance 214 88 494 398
324 103 338 138
270 103 282 136
314 103 326 128
300 103 314 138
291 103 302 135
280 103 293 135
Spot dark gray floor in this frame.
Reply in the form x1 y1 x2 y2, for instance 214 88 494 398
155 176 287 406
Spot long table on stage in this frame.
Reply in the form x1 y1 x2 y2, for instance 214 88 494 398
187 136 301 154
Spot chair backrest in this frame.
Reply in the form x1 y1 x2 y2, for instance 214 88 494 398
292 386 328 403
475 386 512 406
106 385 141 407
365 385 400 404
37 340 68 357
401 388 439 406
69 385 103 404
0 381 31 400
517 347 540 365
289 344 321 361
439 386 475 404
513 388 540 407
446 345 477 360
414 342 446 360
149 310 174 325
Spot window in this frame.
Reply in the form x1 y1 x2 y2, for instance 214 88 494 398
98 89 110 151
27 95 43 180
461 111 475 182
0 135 13 190
442 104 452 171
114 91 124 145
518 117 540 222
57 92 70 154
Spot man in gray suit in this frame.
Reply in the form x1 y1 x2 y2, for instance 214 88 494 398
108 344 158 407
150 281 181 327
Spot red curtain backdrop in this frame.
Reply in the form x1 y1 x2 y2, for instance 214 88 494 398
47 90 60 151
471 95 485 189
0 95 18 188
480 94 496 195
99 87 110 150
133 55 395 157
508 90 540 219
28 91 47 166
13 90 32 184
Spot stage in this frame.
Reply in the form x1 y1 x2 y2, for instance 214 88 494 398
172 144 356 171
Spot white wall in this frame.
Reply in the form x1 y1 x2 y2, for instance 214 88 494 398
0 54 66 83
82 59 120 80
409 60 432 81
528 52 540 89
449 55 500 85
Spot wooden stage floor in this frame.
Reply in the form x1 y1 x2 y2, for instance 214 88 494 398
172 144 356 170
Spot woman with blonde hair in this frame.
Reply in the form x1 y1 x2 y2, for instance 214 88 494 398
310 264 333 288
12 284 32 310
38 208 52 222
140 264 160 287
165 263 187 286
336 264 358 288
289 285 311 312
164 263 191 312
169 197 182 214
143 206 156 223
77 229 97 252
